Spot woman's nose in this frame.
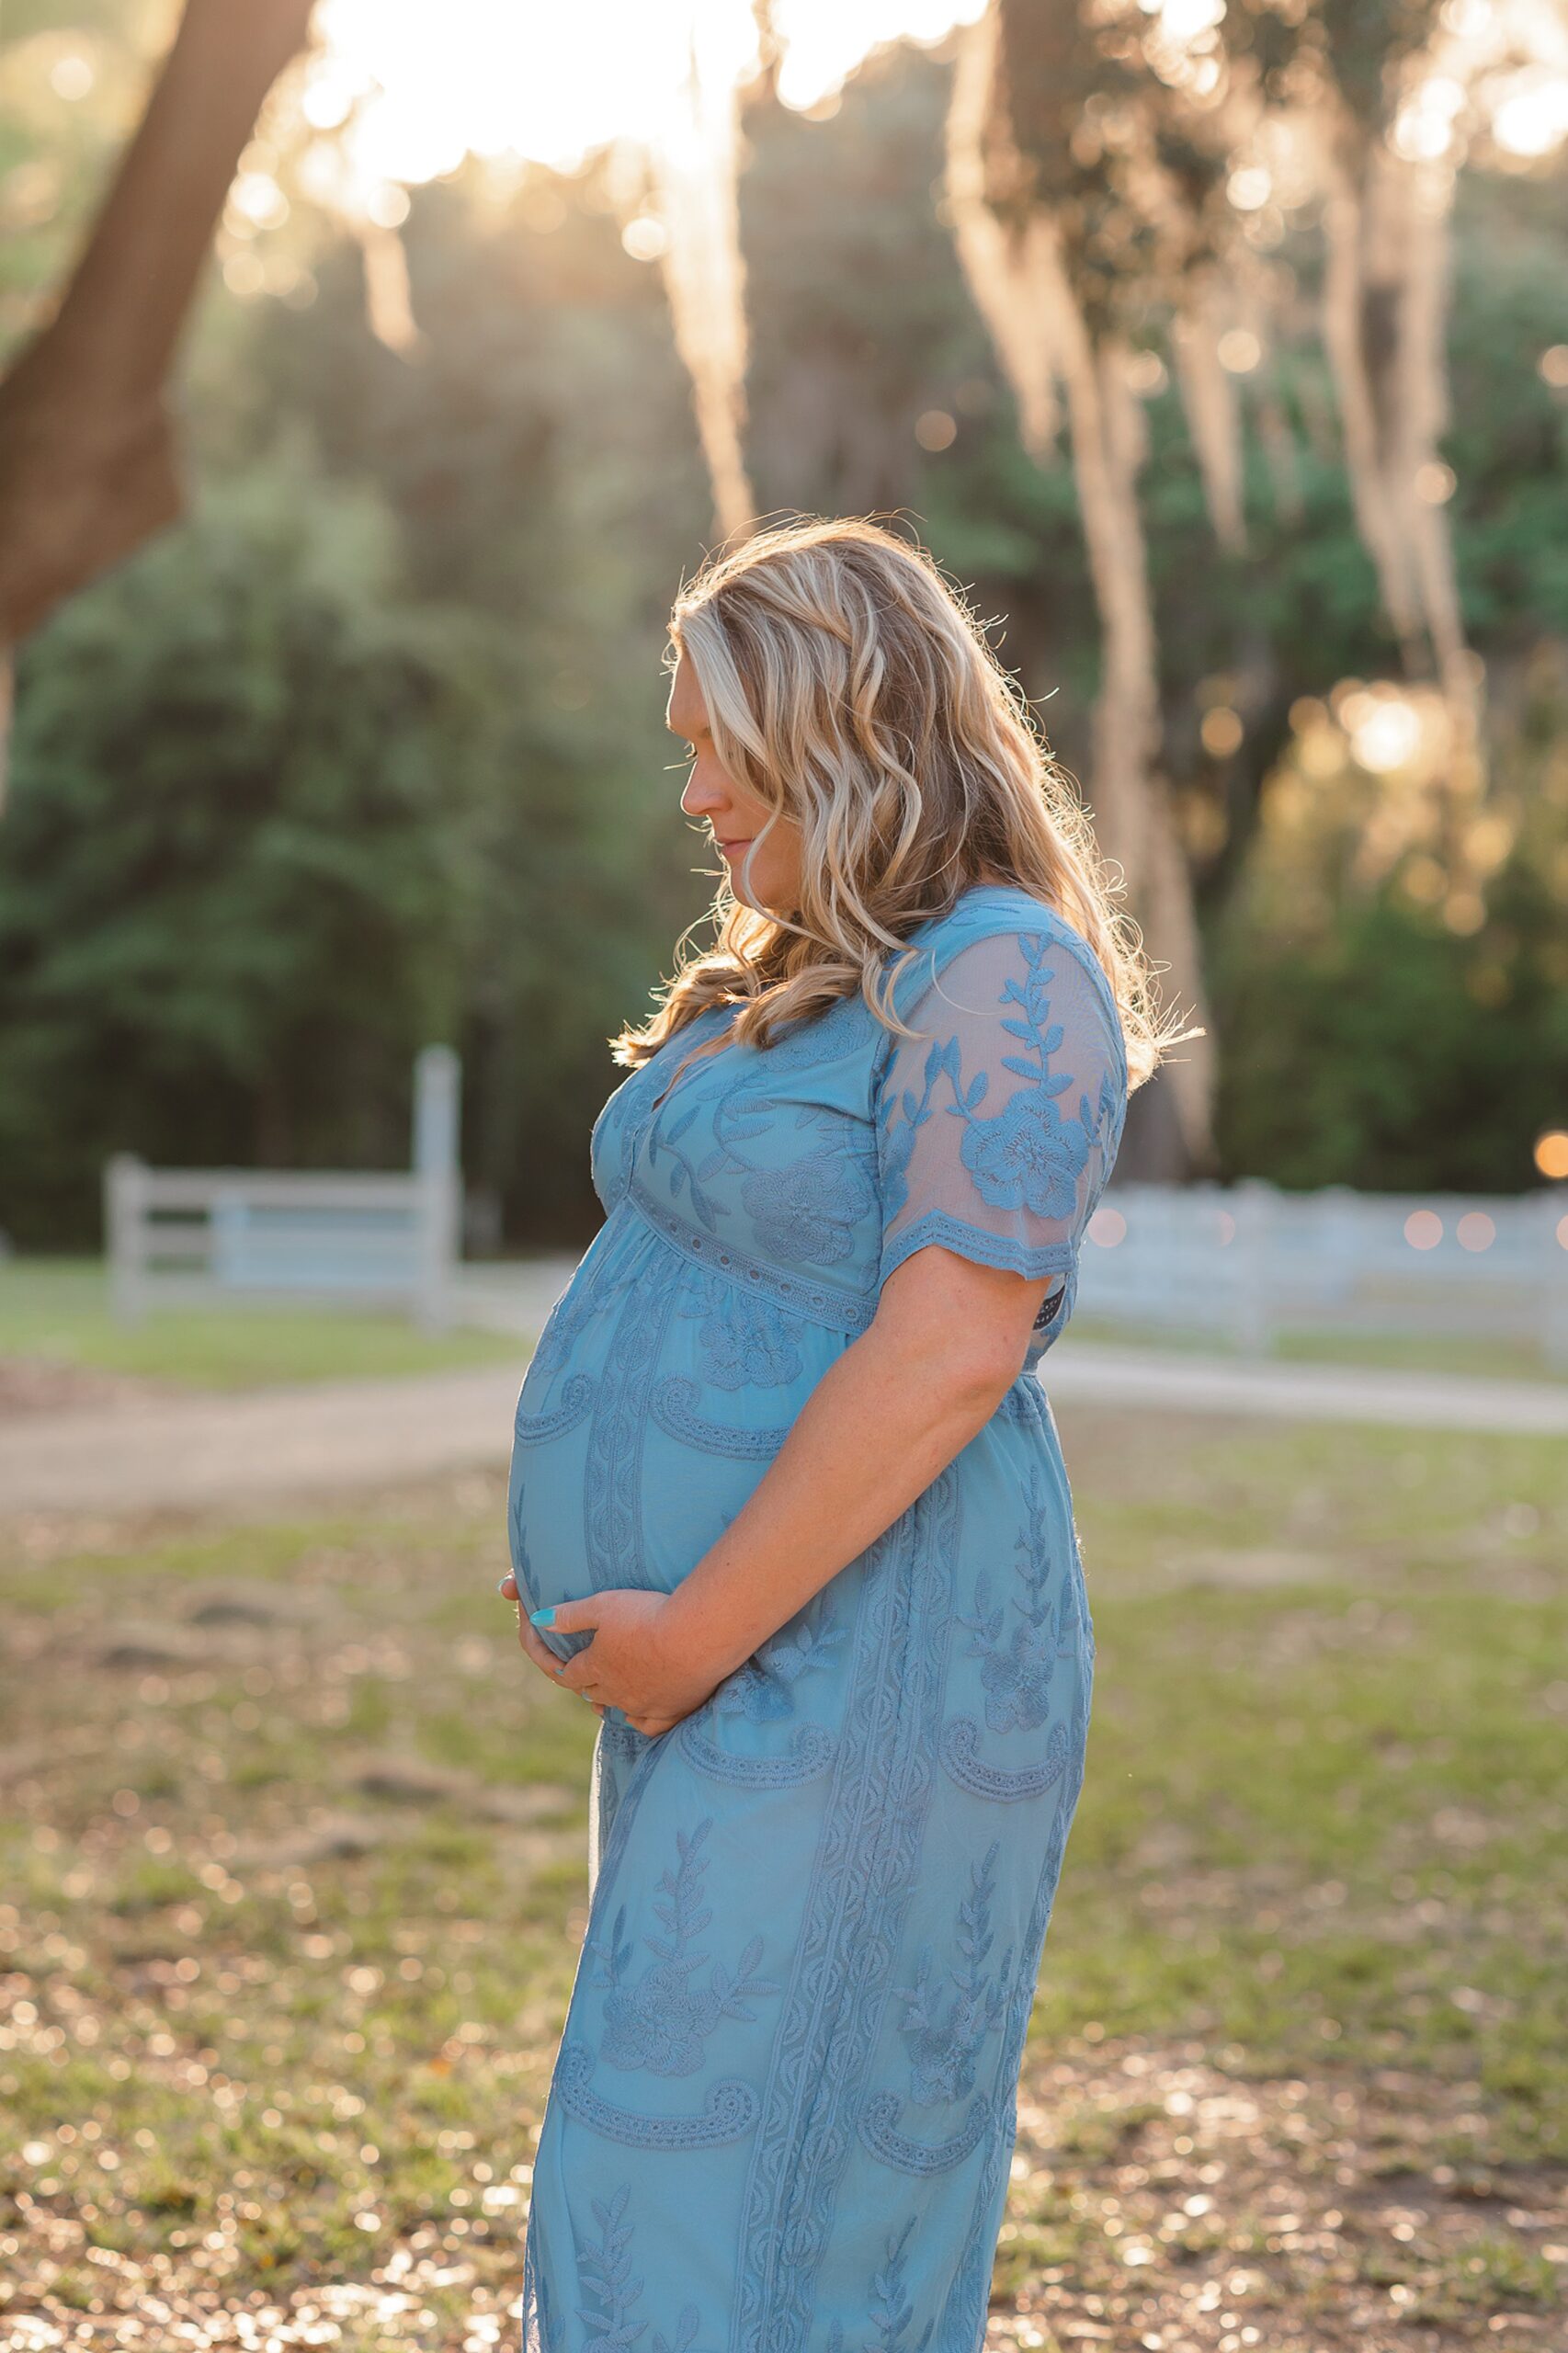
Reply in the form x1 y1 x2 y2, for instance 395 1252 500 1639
681 767 726 817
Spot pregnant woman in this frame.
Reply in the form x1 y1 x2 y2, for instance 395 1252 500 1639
497 517 1173 2351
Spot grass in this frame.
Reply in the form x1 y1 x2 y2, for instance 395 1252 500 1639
0 1411 1564 2348
1066 1312 1568 1384
0 1258 526 1392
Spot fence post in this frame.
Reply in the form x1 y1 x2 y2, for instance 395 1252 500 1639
1232 1178 1275 1357
1542 1190 1568 1373
412 1046 461 1331
1320 1184 1360 1313
105 1154 148 1325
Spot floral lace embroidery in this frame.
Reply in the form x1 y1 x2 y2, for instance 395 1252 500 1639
869 2217 936 2353
642 998 879 1274
937 1775 1087 2350
507 1472 589 1666
646 1095 727 1233
631 1174 876 1335
739 1144 877 1268
515 902 1123 2350
734 1468 961 2348
879 932 1102 1229
581 1240 683 1593
574 2185 716 2353
820 2217 937 2353
957 1464 1059 1734
586 1816 781 2077
676 1267 805 1391
675 1601 845 1787
939 1461 1086 1800
529 1282 603 1385
592 1003 735 1213
716 1600 846 1722
892 1840 1013 2107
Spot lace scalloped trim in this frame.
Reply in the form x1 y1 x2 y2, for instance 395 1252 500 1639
555 2042 760 2149
676 1717 837 1789
858 2089 994 2176
651 1374 791 1460
938 1715 1072 1804
878 1211 1076 1292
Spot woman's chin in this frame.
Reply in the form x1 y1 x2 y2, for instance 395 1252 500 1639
726 869 790 915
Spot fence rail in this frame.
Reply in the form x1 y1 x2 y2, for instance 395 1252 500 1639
104 1160 460 1329
102 1045 463 1330
1075 1180 1568 1367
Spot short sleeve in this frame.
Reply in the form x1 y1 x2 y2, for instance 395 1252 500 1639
872 923 1127 1317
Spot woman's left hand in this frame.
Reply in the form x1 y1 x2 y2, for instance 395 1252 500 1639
522 1587 729 1738
497 1574 609 1720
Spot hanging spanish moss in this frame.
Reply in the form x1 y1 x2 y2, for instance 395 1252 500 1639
1297 9 1486 904
936 0 1560 1164
648 21 756 545
1170 278 1246 555
946 14 1061 460
358 219 424 356
947 8 1220 1168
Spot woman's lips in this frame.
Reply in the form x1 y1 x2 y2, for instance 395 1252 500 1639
717 838 752 855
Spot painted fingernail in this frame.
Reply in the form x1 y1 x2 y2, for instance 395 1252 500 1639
529 1606 556 1628
496 1578 512 1597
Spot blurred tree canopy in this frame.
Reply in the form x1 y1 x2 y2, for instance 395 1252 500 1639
1 28 1566 1245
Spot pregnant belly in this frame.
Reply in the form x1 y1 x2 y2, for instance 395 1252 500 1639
509 1406 782 1617
506 1222 846 1655
506 1367 835 1665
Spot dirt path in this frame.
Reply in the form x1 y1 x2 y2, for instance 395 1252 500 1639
2 1336 1564 1521
0 1359 531 1518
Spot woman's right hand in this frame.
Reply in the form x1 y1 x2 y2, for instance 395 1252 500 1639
497 1574 607 1718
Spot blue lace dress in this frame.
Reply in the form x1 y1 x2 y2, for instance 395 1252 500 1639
506 882 1128 2353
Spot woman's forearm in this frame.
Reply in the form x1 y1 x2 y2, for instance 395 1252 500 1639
658 1282 1025 1684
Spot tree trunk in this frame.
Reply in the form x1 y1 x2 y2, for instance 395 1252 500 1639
0 0 315 652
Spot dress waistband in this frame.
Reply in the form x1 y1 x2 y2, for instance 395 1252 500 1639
622 1176 878 1337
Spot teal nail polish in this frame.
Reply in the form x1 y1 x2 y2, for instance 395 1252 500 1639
529 1606 556 1628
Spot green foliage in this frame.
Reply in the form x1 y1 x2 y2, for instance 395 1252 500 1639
0 451 488 1244
1212 659 1568 1192
3 47 1567 1233
222 175 720 1241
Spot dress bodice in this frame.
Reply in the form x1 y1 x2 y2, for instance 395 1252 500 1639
587 883 1128 1358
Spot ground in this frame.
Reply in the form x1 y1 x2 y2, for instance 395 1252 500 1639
1 1399 1563 2353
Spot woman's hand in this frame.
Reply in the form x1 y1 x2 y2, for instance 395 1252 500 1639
497 1574 608 1721
530 1588 730 1738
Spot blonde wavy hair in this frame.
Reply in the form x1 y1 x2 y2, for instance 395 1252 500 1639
610 516 1172 1087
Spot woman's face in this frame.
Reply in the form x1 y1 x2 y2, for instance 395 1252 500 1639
667 647 803 915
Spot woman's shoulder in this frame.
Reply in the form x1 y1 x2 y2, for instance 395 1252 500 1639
901 881 1119 1024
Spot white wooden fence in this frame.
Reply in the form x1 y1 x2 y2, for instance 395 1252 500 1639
1074 1180 1568 1369
104 1047 461 1329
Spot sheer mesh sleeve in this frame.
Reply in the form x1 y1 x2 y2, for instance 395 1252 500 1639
873 924 1127 1313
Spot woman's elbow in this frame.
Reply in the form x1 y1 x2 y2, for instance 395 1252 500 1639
944 1328 1029 1416
873 1255 1034 1416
